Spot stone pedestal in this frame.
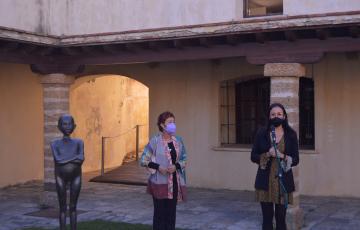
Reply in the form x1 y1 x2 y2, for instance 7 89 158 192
39 73 75 208
265 63 305 230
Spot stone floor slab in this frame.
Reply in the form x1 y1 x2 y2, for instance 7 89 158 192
1 178 360 230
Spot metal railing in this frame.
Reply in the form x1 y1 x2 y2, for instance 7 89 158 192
100 124 147 176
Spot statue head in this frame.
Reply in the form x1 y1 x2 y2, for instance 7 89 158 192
57 114 76 136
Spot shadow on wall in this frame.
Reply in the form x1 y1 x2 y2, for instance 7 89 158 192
70 74 149 173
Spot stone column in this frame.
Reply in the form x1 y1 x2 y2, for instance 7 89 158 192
264 63 305 230
39 73 75 207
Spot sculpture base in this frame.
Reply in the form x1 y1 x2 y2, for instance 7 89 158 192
286 206 304 230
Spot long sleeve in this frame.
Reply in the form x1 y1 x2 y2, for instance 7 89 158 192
177 137 187 170
289 132 299 167
259 152 270 169
251 129 264 164
140 139 155 167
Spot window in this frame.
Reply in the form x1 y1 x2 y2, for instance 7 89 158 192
220 77 270 146
299 78 315 149
244 0 283 17
220 77 315 149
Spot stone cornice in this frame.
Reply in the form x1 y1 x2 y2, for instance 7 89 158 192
0 26 59 45
1 11 359 46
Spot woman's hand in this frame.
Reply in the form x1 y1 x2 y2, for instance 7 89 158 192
158 166 168 175
268 147 276 157
167 165 176 174
268 147 285 159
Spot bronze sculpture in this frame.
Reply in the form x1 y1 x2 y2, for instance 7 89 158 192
50 114 84 230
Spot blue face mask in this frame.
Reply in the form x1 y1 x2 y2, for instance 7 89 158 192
164 122 176 135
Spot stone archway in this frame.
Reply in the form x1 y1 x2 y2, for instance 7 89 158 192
70 74 149 178
39 72 149 206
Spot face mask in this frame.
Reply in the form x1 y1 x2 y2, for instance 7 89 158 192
164 122 176 135
270 117 284 127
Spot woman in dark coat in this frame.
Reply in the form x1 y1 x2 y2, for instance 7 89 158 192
251 103 299 230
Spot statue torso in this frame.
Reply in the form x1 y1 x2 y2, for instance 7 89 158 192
51 138 84 164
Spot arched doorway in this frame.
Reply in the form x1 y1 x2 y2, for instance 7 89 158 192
70 74 149 184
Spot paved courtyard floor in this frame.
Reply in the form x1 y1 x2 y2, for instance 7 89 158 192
1 177 360 230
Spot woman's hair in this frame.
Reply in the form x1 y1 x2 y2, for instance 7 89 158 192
266 103 293 133
157 111 175 132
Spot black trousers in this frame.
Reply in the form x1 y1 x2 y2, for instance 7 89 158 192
152 175 178 230
260 202 287 230
152 196 177 230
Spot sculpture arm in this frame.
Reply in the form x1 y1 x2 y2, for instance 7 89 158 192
50 141 60 163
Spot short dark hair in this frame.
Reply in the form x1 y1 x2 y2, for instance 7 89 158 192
157 111 175 132
58 114 75 128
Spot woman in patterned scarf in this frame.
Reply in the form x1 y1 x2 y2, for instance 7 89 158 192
140 111 187 230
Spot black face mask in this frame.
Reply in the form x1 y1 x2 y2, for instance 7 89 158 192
270 117 285 127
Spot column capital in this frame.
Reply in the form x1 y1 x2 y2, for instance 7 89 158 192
264 63 305 77
40 73 75 85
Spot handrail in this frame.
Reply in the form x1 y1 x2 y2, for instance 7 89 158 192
103 124 148 139
100 124 148 176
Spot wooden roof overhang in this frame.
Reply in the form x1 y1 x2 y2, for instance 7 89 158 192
0 12 359 74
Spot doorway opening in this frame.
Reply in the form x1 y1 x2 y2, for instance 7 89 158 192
70 74 149 185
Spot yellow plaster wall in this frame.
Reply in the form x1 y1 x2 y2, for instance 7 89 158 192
1 54 359 198
0 63 43 187
83 54 360 197
300 53 360 197
83 59 263 191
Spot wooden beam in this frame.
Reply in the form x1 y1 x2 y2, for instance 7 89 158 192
61 47 82 56
53 37 360 65
102 44 123 54
199 37 212 47
226 35 239 46
147 62 159 68
246 52 324 65
147 41 161 51
31 63 85 75
316 29 330 40
1 36 358 65
284 31 297 42
0 42 20 52
255 32 266 43
37 47 55 56
172 39 194 49
81 46 102 55
19 44 38 55
124 43 139 52
173 40 183 49
349 26 359 38
0 54 47 64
